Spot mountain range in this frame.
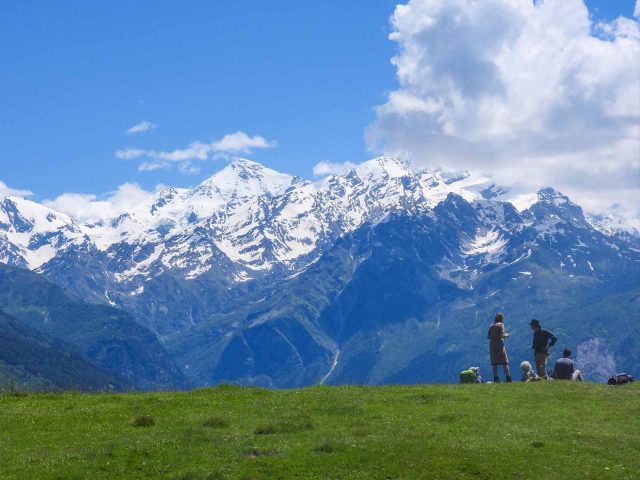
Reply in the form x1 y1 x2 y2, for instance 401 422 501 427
1 156 638 388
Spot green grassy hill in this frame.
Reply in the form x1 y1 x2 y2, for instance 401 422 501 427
0 383 638 479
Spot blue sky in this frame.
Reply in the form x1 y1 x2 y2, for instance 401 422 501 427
1 1 398 198
0 0 638 208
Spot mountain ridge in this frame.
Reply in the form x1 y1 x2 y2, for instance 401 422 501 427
1 157 637 284
1 156 639 388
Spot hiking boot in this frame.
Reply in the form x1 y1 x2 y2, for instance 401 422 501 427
506 376 513 383
493 376 500 383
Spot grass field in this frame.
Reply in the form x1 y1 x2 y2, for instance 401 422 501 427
0 382 638 479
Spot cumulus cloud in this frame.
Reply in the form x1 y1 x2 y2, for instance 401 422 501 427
312 161 358 176
211 131 276 153
367 0 640 216
44 183 152 223
0 180 33 199
125 121 156 134
117 131 276 174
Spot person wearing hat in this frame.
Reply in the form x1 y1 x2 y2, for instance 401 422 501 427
529 319 557 378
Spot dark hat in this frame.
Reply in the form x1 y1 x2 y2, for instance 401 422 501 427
529 319 540 327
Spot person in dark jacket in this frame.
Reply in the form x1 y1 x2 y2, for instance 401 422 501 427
529 319 557 378
551 348 584 381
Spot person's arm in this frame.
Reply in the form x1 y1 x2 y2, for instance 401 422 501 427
500 323 509 338
548 331 557 347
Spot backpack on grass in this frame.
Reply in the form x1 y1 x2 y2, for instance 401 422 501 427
460 369 478 384
607 373 634 385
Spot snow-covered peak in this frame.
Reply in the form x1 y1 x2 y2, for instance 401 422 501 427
0 196 75 234
193 158 301 201
528 188 587 228
0 196 83 268
2 156 631 285
83 160 306 249
536 187 572 206
353 155 413 182
144 186 188 217
587 212 640 238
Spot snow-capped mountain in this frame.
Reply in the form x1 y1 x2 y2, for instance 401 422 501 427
0 196 85 269
586 212 640 247
1 156 493 286
2 155 637 305
2 156 639 388
158 185 639 388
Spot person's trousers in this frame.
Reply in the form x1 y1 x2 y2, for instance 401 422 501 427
534 352 548 377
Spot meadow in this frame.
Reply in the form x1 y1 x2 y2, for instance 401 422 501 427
0 382 638 479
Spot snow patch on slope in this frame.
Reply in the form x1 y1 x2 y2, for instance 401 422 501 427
462 229 508 258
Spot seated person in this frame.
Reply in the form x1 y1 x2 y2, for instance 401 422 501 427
520 360 540 382
460 367 483 384
552 348 584 381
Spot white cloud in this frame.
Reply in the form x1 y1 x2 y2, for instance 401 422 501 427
635 0 640 18
155 141 211 162
117 131 276 173
116 148 148 160
312 161 358 176
368 0 640 215
177 162 201 175
116 143 211 162
211 131 276 153
44 183 152 223
138 161 170 172
125 121 156 135
0 180 33 199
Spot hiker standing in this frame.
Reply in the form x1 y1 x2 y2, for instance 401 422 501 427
488 313 512 383
529 319 557 378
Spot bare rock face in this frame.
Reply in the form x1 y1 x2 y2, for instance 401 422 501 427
577 338 616 382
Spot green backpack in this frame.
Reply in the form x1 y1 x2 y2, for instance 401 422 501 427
460 369 477 384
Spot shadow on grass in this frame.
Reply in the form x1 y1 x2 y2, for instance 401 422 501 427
203 416 228 428
170 472 225 480
314 439 337 453
254 414 314 435
314 403 364 417
409 392 460 405
244 448 279 458
433 413 459 423
131 415 155 427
